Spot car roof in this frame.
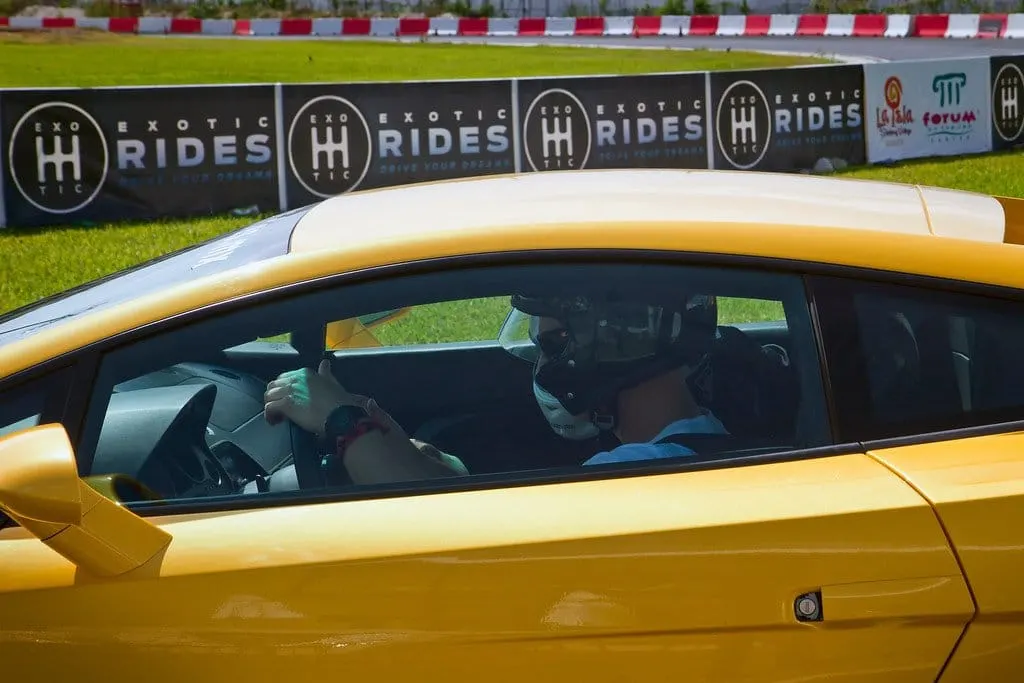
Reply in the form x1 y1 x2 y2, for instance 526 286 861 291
3 169 1024 381
288 168 1011 254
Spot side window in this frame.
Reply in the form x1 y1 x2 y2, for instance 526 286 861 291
76 261 832 512
814 276 1024 441
0 369 72 439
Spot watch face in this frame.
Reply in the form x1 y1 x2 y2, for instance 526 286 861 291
327 405 368 435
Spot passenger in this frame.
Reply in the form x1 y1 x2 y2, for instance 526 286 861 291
263 292 728 484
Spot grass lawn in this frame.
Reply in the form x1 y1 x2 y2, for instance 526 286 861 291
838 150 1024 198
0 30 828 88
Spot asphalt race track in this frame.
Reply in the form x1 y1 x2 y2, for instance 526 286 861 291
179 32 1024 63
435 35 1024 61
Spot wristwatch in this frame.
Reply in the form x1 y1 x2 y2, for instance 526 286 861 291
320 403 386 464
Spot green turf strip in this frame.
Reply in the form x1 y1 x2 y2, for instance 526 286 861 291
0 32 829 88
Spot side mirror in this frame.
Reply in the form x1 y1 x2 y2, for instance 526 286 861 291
0 424 172 577
0 422 82 525
325 307 412 350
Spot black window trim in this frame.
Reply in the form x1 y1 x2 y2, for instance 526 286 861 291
859 417 1024 452
4 247 1024 523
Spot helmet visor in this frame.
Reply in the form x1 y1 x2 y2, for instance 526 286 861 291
498 307 540 364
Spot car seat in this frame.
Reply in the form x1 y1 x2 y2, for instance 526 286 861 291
687 325 801 442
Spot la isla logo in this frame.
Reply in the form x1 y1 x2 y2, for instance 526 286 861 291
875 76 913 142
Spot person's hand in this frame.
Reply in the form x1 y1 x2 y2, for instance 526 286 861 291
264 359 362 436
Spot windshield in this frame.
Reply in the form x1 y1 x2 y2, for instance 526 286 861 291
0 207 310 348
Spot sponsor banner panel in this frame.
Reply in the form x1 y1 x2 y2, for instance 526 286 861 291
1 85 279 228
516 73 709 173
865 58 993 164
990 55 1024 151
709 64 865 173
281 79 514 207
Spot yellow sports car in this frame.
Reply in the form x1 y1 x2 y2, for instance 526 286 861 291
1 169 1023 682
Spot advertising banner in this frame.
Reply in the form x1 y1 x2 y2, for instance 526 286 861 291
864 57 993 164
708 64 866 173
280 79 514 208
0 85 279 228
515 73 709 173
990 55 1024 152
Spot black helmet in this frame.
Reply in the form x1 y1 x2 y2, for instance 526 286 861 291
509 292 718 419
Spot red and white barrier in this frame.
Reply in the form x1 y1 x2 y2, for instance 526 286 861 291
768 15 800 36
1007 13 1024 38
912 13 950 37
944 13 979 38
0 13 1021 39
885 14 912 37
854 14 887 37
604 16 634 36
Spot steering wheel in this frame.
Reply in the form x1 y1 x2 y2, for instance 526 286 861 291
288 421 325 490
278 325 358 490
289 420 356 489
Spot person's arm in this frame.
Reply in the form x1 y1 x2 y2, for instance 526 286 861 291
328 415 463 485
264 360 467 485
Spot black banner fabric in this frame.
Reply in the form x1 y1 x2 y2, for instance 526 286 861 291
0 64 887 229
1 85 279 228
280 79 515 208
709 64 866 172
990 55 1024 151
515 73 709 173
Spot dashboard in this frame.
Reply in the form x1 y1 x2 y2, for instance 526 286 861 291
91 363 299 502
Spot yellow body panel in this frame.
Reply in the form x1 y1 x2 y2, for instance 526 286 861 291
0 453 971 681
869 432 1024 682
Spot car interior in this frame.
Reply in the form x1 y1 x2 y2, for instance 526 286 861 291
82 306 810 508
59 256 837 510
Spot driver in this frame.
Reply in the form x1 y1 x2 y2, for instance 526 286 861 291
262 291 728 484
511 292 729 465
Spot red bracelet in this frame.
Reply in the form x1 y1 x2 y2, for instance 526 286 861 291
334 416 389 460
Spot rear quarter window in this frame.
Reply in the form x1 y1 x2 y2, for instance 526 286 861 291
813 275 1024 441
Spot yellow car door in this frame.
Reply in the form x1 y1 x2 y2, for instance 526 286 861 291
0 422 971 683
868 433 1024 683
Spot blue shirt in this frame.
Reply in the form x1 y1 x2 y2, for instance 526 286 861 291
582 410 729 466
